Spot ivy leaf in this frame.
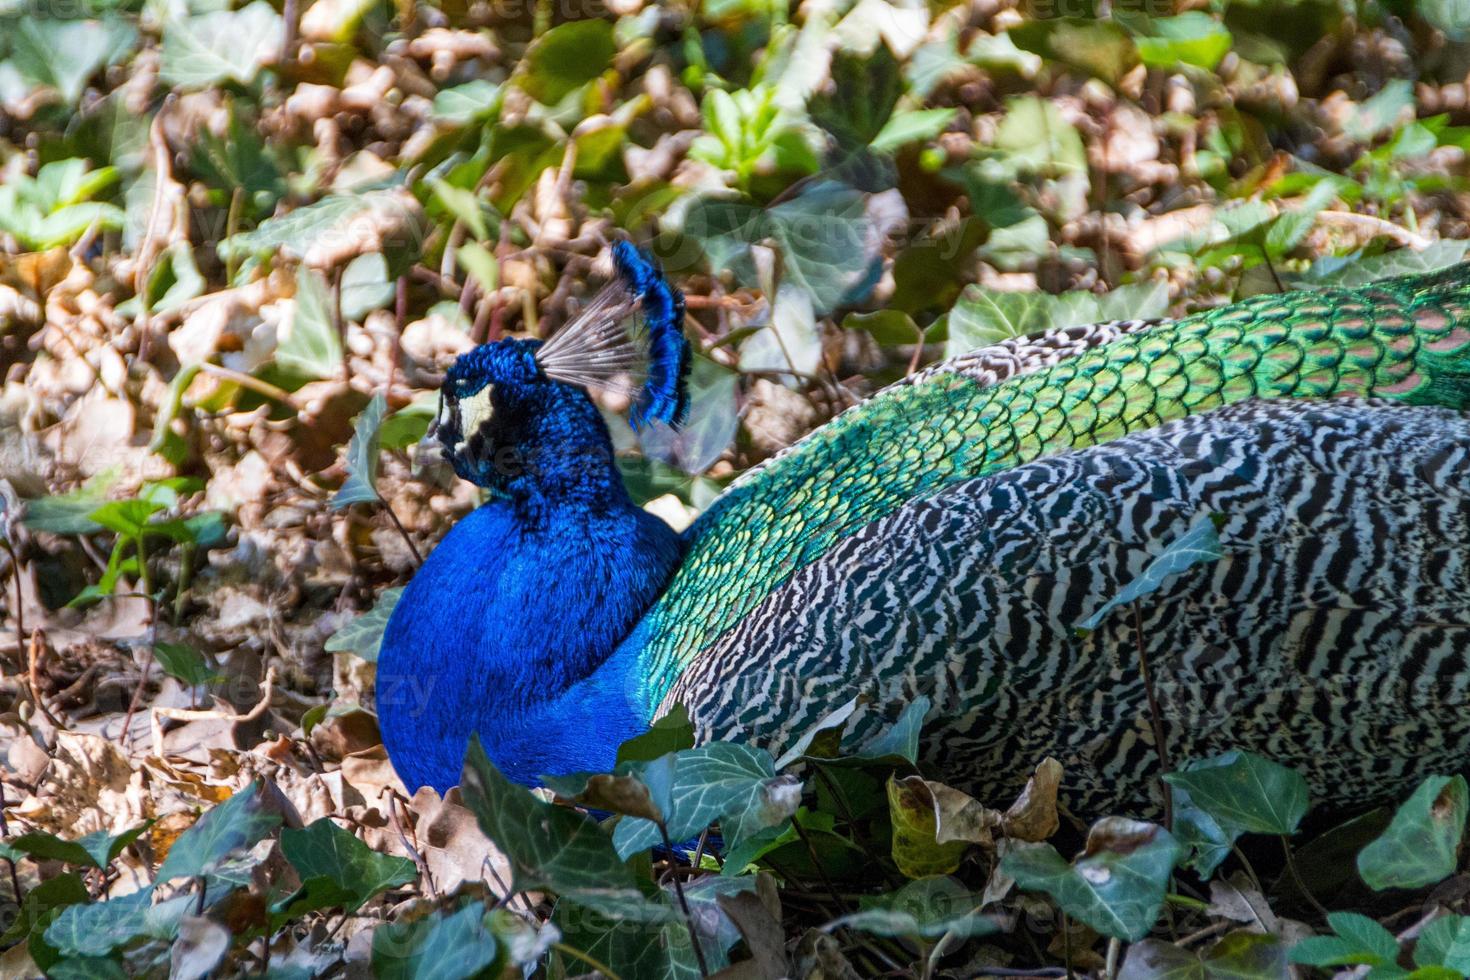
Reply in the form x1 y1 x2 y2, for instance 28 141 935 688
1171 786 1240 877
371 900 501 980
156 781 283 883
160 1 283 89
1008 17 1137 85
431 79 504 125
1079 513 1224 632
809 43 902 149
616 704 696 766
218 188 419 269
1415 916 1470 974
21 472 118 535
10 16 138 106
334 394 387 508
325 587 403 662
460 738 650 912
4 824 150 871
1164 751 1310 837
279 818 416 913
946 279 1168 357
154 643 222 688
612 744 801 858
1302 240 1470 287
1289 911 1399 969
1003 818 1181 942
44 888 193 959
1357 775 1468 891
835 876 997 940
1128 13 1233 71
518 20 615 105
277 266 344 381
1120 930 1288 980
887 776 970 878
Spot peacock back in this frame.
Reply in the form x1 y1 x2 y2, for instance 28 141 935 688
629 264 1470 810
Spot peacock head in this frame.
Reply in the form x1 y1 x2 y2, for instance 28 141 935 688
433 240 691 493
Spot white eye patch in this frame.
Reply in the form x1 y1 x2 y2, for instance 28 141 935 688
459 383 496 439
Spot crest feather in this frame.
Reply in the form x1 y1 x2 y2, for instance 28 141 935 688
536 241 691 428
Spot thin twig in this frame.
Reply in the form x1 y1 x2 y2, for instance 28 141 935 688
382 504 423 567
658 823 710 978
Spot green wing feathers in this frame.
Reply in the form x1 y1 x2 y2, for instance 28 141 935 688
633 264 1470 707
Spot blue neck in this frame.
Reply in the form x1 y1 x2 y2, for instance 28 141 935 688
376 386 682 791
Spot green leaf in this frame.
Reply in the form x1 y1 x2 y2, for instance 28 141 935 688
1357 775 1468 891
858 695 930 763
460 738 647 909
22 472 119 535
457 241 499 295
88 499 165 538
871 108 957 154
334 393 387 508
325 587 403 662
810 44 901 149
1079 513 1224 631
519 20 616 105
1289 911 1400 968
1164 751 1310 837
9 17 137 106
1345 79 1416 143
836 876 997 940
1008 18 1137 85
946 279 1168 358
380 397 437 450
278 266 344 381
1416 916 1470 973
684 183 877 316
340 253 395 321
616 704 696 766
431 79 503 125
1422 0 1470 40
372 900 501 980
144 242 206 314
842 309 921 346
218 189 417 268
44 888 192 959
4 824 149 871
430 179 490 242
1129 13 1233 71
1119 930 1288 980
1302 241 1470 287
280 818 416 912
1171 786 1239 877
156 781 283 883
160 1 283 89
1002 818 1182 942
154 643 222 688
612 744 800 858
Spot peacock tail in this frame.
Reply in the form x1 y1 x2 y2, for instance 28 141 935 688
633 265 1470 714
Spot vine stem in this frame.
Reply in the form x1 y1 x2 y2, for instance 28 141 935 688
657 823 711 978
552 942 624 980
1131 604 1173 830
382 503 423 567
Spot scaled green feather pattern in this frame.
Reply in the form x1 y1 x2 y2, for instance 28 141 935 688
634 264 1470 710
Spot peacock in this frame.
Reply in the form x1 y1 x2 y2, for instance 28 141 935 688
376 241 1470 816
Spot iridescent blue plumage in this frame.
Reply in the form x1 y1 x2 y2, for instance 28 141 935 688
376 244 691 792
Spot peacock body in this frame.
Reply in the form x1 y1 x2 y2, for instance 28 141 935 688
376 247 1470 815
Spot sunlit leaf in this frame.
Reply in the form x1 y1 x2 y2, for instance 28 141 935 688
334 393 387 508
160 1 282 89
325 587 403 662
280 818 416 912
1357 775 1468 891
